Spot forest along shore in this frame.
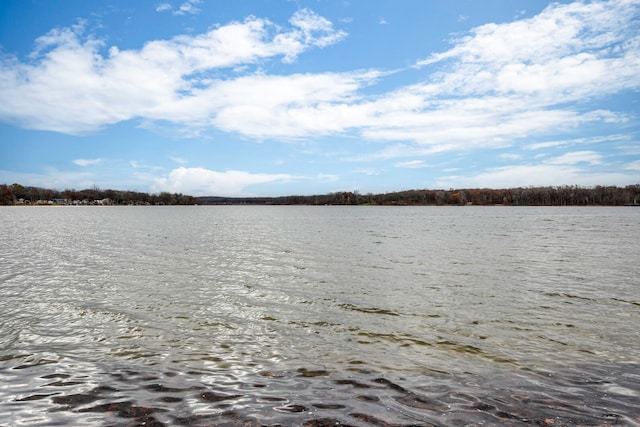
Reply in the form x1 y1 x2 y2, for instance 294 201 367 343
1 183 639 206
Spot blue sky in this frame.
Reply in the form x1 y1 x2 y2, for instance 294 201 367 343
1 0 639 196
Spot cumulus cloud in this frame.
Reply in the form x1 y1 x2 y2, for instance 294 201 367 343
206 71 381 139
418 0 639 100
0 10 347 134
152 167 294 196
0 0 638 155
224 0 638 152
365 0 640 150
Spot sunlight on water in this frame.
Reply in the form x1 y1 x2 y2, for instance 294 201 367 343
1 206 639 426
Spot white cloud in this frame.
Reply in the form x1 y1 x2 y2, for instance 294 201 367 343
499 153 522 161
169 156 189 165
354 168 383 176
358 96 605 150
206 71 381 139
0 0 637 157
418 0 640 100
436 164 633 189
546 150 603 165
129 160 163 171
314 173 339 182
624 160 640 171
289 8 347 49
524 134 631 150
156 3 172 13
436 148 636 189
0 10 347 134
395 160 428 168
174 0 201 16
360 0 638 150
0 169 96 190
152 167 294 196
73 158 103 166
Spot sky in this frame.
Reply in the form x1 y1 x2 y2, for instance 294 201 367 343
1 0 639 197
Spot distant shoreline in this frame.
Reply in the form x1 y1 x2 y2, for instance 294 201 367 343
5 203 640 207
3 183 638 207
194 185 640 206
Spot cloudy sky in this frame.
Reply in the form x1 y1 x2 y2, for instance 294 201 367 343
1 0 639 196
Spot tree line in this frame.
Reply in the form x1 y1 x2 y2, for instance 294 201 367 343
198 185 640 206
2 183 639 206
0 183 197 206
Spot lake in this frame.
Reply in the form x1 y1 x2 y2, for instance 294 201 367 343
1 206 639 426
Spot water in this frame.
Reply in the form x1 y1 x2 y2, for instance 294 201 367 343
1 206 639 426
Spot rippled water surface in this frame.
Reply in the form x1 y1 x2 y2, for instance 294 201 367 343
1 206 639 426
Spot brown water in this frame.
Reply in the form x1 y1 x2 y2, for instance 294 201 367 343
1 206 639 426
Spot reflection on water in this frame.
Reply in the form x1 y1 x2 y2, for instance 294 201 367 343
1 206 639 426
3 359 639 426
